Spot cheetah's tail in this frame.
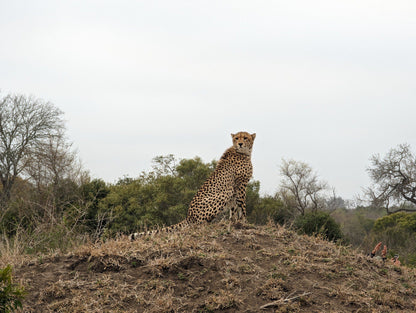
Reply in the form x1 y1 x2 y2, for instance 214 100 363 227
130 219 191 240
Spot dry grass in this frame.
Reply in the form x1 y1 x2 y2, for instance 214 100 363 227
0 231 32 268
6 222 416 312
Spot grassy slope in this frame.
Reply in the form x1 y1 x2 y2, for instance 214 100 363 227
9 222 416 312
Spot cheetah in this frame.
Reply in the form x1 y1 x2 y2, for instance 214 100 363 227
130 131 256 239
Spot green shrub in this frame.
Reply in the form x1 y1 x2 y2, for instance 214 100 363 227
294 211 343 242
248 194 291 225
97 156 216 235
373 212 416 233
74 179 110 234
0 265 25 313
367 212 416 267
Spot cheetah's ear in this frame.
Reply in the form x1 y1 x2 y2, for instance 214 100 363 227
251 133 256 140
231 133 236 139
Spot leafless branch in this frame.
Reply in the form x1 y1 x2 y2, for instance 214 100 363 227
365 144 416 213
260 291 312 309
279 159 329 215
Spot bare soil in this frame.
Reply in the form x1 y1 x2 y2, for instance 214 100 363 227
10 222 416 312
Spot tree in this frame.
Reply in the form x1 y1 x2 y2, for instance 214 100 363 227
279 159 328 215
0 94 64 207
366 144 416 213
24 131 80 188
23 130 87 213
176 157 216 187
325 188 347 211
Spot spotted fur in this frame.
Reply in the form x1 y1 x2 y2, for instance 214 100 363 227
131 131 256 239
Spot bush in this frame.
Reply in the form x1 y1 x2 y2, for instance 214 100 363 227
294 211 343 242
0 265 25 313
248 194 291 225
366 212 416 267
77 179 110 234
373 212 416 233
97 156 216 236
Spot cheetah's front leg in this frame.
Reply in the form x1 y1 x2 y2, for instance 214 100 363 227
228 196 240 223
234 179 248 222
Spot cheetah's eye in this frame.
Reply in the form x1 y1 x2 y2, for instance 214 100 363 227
244 137 247 140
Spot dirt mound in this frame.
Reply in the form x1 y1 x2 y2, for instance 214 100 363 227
13 223 416 312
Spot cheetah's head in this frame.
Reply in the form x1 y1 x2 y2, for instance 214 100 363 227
231 132 256 156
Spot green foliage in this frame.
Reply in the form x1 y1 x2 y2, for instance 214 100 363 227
97 155 289 235
247 182 290 225
367 212 416 267
78 179 110 233
24 222 81 255
98 156 215 235
294 211 343 242
373 212 416 233
331 206 384 246
0 210 22 238
0 265 25 313
176 157 216 191
260 196 292 225
245 180 259 218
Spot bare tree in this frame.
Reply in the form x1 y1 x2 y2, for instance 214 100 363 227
365 144 416 213
24 131 84 189
279 159 328 215
326 188 346 211
23 130 88 217
0 93 64 207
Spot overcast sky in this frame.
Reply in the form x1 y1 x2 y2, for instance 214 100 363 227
1 1 416 199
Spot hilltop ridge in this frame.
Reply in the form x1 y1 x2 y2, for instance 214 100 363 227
11 222 416 312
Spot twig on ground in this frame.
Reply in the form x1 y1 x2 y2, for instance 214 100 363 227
260 292 312 309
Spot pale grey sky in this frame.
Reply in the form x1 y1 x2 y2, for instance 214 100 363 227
1 1 416 199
